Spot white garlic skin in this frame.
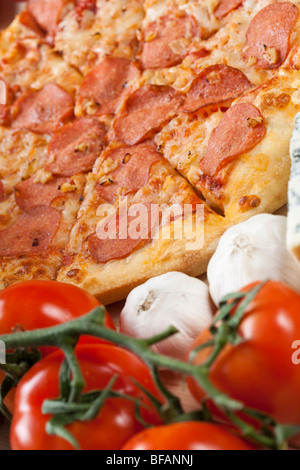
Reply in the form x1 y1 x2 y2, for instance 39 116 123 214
120 272 214 360
208 214 300 306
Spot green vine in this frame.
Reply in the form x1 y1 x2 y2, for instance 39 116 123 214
0 281 298 450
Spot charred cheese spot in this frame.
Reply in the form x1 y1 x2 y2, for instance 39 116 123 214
260 92 291 112
238 195 261 210
67 268 80 278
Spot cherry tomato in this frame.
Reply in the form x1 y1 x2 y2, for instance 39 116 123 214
10 345 163 450
0 281 115 412
122 421 254 450
0 280 115 353
188 281 300 443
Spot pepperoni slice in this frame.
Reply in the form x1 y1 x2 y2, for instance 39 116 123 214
78 58 138 116
97 141 162 204
0 181 5 203
46 117 107 177
14 176 69 212
214 0 243 19
27 0 73 33
0 206 60 258
182 65 252 113
11 84 74 135
141 15 200 69
244 3 299 69
111 85 183 145
200 103 266 176
88 205 156 263
88 228 143 264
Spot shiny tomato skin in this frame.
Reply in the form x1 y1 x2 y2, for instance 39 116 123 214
188 281 300 431
122 422 254 450
0 281 115 414
11 345 163 450
0 280 115 354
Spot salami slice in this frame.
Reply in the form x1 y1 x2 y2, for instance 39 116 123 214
28 0 73 33
111 85 183 145
97 141 162 204
214 0 243 19
88 206 154 263
0 181 4 203
0 206 60 258
47 117 107 176
200 103 266 176
15 176 69 212
141 15 200 69
11 84 74 135
88 229 143 264
182 65 252 113
78 58 138 116
244 3 299 69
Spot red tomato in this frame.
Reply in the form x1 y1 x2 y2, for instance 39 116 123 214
122 422 254 450
188 281 300 442
0 280 115 353
0 281 115 412
10 345 163 450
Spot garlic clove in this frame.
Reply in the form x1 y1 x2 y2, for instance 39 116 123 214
120 272 215 360
208 214 300 306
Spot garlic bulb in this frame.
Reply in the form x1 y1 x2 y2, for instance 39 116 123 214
208 214 300 306
120 272 214 360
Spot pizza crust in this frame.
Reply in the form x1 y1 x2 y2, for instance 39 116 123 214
57 208 228 304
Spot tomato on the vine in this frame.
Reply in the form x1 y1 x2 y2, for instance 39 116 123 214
0 281 115 412
0 280 115 353
122 422 254 450
10 344 163 450
187 281 300 443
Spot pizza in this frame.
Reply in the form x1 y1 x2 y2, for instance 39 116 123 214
0 0 299 303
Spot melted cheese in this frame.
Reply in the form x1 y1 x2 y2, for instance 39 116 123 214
55 0 145 73
143 0 220 36
0 36 82 94
0 127 49 195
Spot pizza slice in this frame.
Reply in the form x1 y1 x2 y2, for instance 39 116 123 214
156 67 300 221
0 173 85 289
0 113 107 287
57 140 227 304
0 76 108 287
